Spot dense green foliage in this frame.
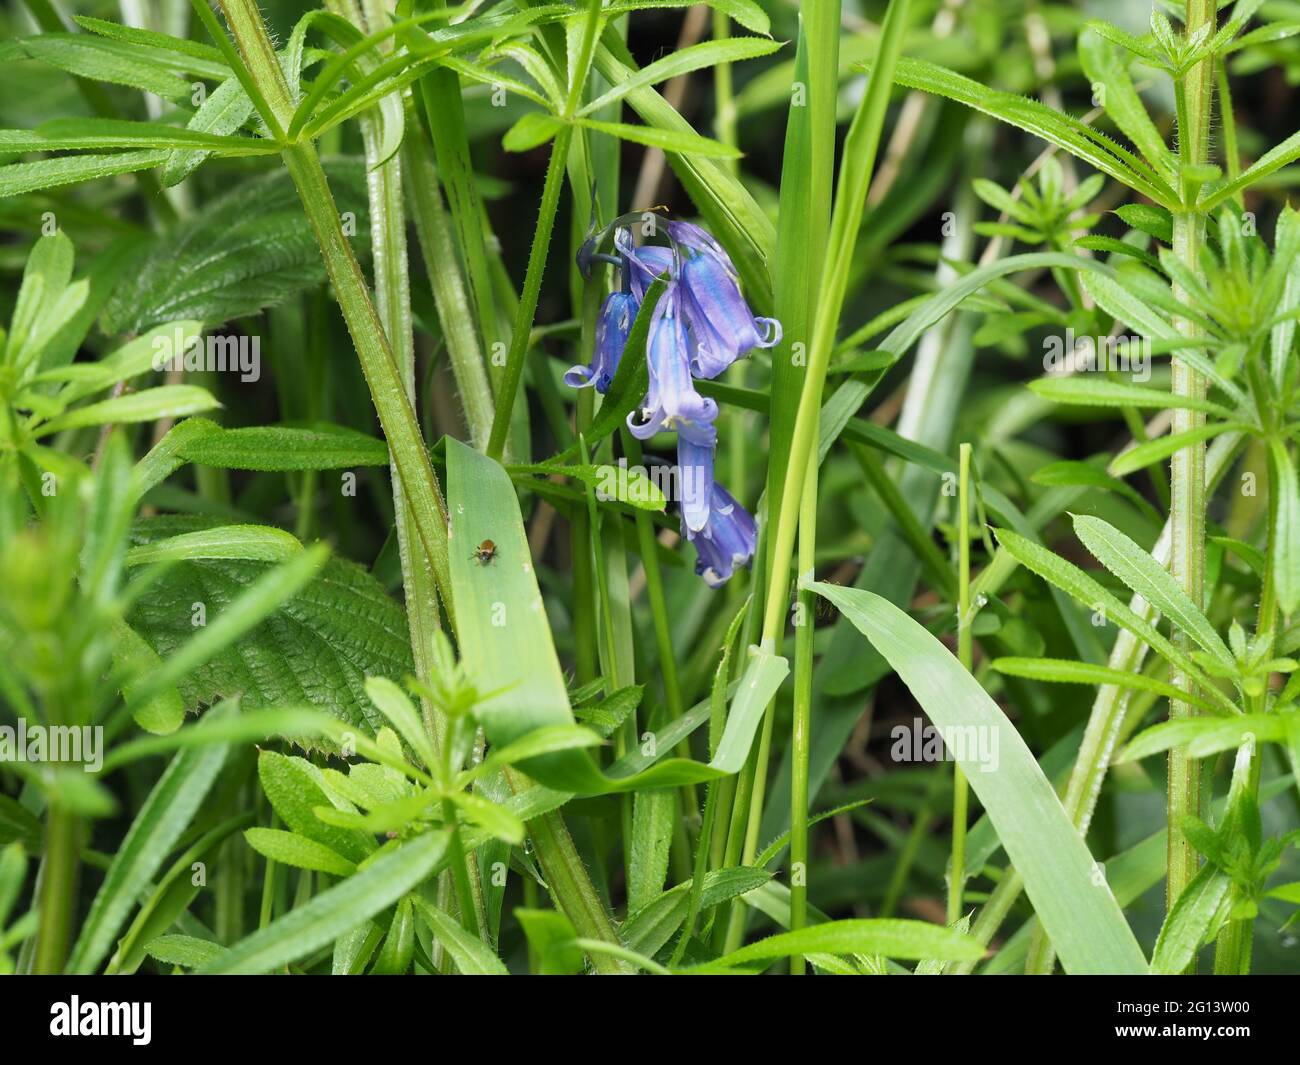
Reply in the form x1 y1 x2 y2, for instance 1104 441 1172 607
1 0 1298 976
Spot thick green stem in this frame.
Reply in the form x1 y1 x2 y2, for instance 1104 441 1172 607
506 770 629 974
1166 0 1216 933
442 798 482 940
410 0 502 376
212 0 455 628
34 802 79 974
342 0 445 734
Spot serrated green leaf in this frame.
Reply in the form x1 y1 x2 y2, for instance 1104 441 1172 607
1119 715 1286 763
577 116 741 158
258 750 374 864
685 918 985 973
991 657 1221 714
1110 423 1248 477
143 934 225 969
0 151 172 200
18 33 209 100
127 516 412 736
0 119 273 154
501 111 563 152
1271 441 1300 615
101 163 370 334
1115 203 1173 245
30 321 204 404
578 36 781 118
883 55 1178 207
1078 28 1172 178
124 524 302 567
1152 863 1231 974
994 527 1235 713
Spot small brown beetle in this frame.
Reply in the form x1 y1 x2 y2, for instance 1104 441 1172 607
470 539 499 565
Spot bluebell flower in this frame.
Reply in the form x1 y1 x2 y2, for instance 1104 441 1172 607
685 480 758 588
564 290 637 393
567 215 772 582
615 226 673 301
667 221 781 379
626 284 718 531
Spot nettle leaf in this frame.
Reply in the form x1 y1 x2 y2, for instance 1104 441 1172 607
126 515 413 739
101 162 370 335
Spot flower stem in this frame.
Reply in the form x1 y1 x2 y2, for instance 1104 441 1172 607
486 0 603 460
948 442 973 925
789 454 818 973
485 124 573 462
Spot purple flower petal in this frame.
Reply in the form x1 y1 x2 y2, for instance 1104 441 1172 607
563 291 638 394
677 436 714 533
686 480 757 587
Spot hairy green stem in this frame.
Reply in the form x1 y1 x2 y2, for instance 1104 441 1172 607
1166 0 1216 935
486 125 572 462
506 770 629 974
1016 432 1247 973
210 0 456 628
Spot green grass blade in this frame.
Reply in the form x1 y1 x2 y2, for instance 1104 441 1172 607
808 583 1150 975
